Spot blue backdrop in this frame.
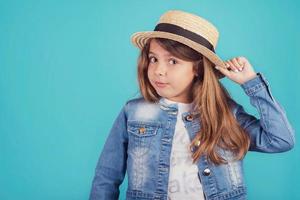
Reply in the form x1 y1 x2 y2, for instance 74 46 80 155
1 0 299 199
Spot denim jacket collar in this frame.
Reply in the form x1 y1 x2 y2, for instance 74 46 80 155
158 97 200 118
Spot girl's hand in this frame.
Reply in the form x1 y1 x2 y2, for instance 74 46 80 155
215 57 258 85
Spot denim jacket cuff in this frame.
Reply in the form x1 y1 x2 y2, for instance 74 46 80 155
240 72 270 96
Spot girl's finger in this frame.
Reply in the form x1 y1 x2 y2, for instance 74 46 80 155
237 57 244 66
224 62 233 71
232 58 243 71
224 62 230 69
226 60 239 73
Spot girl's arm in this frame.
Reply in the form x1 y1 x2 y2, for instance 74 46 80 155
89 104 128 200
216 57 295 152
235 73 295 152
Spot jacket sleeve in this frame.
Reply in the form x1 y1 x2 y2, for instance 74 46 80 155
234 72 295 153
89 103 129 200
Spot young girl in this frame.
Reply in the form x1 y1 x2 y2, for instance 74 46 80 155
89 10 295 200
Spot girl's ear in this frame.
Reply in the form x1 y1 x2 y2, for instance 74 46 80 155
193 59 203 77
193 68 198 77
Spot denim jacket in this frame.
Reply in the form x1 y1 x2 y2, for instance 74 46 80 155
89 72 295 200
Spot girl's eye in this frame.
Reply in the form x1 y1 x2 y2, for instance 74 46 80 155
169 59 177 65
149 56 157 63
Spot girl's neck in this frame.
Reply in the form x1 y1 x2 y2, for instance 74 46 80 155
162 97 194 113
162 97 194 105
163 98 189 104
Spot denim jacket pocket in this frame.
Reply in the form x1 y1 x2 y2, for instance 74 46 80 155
127 121 160 157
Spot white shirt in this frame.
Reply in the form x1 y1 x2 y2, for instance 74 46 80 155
163 98 205 200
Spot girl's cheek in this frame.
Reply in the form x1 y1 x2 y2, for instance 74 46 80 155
147 68 154 79
149 65 157 74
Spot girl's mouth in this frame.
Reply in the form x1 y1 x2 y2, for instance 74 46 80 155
155 81 168 88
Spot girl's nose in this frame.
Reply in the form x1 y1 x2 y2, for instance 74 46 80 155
154 63 167 76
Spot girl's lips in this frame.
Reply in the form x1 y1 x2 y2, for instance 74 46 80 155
155 81 168 88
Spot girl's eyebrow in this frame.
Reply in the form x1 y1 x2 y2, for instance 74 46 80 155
148 51 173 57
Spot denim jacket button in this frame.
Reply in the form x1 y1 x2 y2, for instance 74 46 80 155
185 114 194 121
195 140 200 147
139 127 146 134
202 168 211 176
190 140 200 152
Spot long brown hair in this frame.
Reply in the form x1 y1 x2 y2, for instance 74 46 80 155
136 38 250 165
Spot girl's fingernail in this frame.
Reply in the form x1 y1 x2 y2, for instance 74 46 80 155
215 66 219 70
239 68 242 71
234 69 239 72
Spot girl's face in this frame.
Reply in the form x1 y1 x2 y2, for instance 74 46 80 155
147 39 197 103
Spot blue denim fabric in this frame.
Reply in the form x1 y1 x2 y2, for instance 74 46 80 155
89 72 295 200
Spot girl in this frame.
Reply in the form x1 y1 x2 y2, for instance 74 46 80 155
89 10 295 200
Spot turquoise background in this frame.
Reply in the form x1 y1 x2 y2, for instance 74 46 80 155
1 0 299 199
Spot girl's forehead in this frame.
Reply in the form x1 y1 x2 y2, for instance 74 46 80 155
148 40 172 56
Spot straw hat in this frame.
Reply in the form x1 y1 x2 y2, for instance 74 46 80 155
130 10 226 79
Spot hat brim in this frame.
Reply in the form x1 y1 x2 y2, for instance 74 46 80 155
131 31 226 79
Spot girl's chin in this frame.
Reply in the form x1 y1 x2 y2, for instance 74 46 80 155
155 90 172 98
